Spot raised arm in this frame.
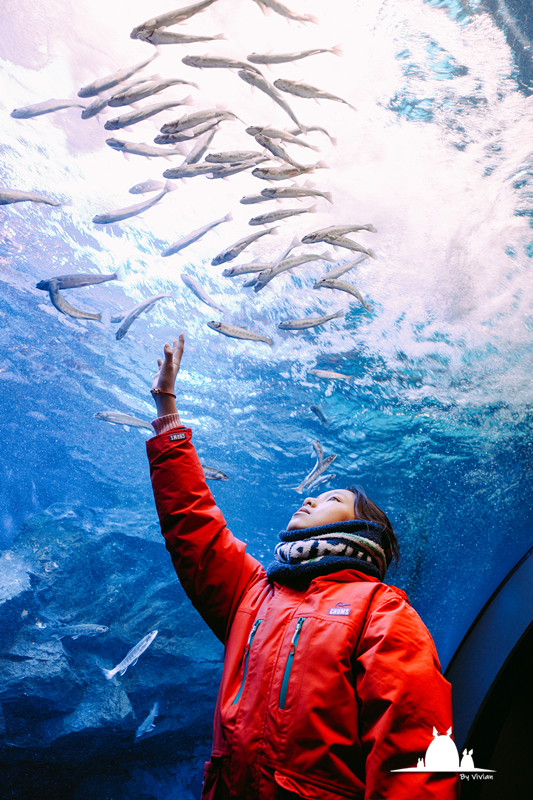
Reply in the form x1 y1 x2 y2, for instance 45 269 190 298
147 336 266 643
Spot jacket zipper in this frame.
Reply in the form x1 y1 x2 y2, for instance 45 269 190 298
231 618 263 705
279 617 305 710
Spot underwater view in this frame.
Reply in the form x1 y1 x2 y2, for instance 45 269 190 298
2 0 533 796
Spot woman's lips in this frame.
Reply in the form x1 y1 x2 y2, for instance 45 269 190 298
293 507 310 515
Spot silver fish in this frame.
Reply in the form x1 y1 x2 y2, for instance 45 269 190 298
115 293 172 340
248 205 316 226
261 183 332 204
251 0 317 24
0 188 61 207
322 255 368 281
104 98 192 131
10 99 86 118
313 278 372 313
131 0 220 38
310 234 376 259
36 271 120 290
308 368 354 383
136 702 159 739
293 443 337 493
310 404 328 425
78 52 160 98
81 96 110 119
207 159 268 180
160 109 237 135
183 127 218 164
108 78 199 107
94 411 154 432
245 125 320 151
181 274 228 315
237 70 306 132
48 624 109 639
206 150 264 163
129 180 166 194
288 125 337 146
247 46 341 64
154 120 223 144
48 280 103 321
303 223 377 239
222 261 275 277
278 309 344 329
211 227 278 265
93 181 175 224
101 630 158 679
138 30 226 45
182 55 262 74
207 320 273 345
274 79 357 111
254 134 303 168
253 251 334 292
252 162 327 181
162 211 232 256
202 464 229 480
307 473 336 492
162 161 217 179
239 193 272 205
106 138 185 159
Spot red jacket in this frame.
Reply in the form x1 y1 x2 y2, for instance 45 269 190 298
147 428 459 800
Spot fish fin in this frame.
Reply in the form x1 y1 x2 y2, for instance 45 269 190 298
131 657 139 667
124 425 131 432
149 723 156 731
213 33 227 40
119 666 128 675
309 204 317 213
269 227 279 235
123 152 131 162
323 192 333 204
181 94 194 106
331 44 343 57
316 161 329 170
333 310 345 319
330 136 338 147
224 211 233 222
100 308 111 327
129 102 142 109
303 179 316 188
366 224 378 233
367 248 377 260
292 486 304 493
164 179 178 192
306 14 319 24
101 667 115 680
72 635 80 640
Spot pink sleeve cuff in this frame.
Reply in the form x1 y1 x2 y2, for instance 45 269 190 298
151 413 183 436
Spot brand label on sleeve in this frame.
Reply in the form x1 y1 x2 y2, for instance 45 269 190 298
169 432 186 442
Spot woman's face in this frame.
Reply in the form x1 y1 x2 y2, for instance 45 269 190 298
287 489 356 530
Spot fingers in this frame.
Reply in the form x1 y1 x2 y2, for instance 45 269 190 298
157 358 162 368
173 333 185 368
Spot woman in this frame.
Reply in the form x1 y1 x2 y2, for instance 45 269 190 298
147 337 458 800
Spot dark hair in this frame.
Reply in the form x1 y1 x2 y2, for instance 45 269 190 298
345 484 399 565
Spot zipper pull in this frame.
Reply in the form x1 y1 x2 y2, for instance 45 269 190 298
289 617 305 651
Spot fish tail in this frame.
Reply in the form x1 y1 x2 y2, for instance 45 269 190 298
213 33 227 40
333 310 345 319
331 44 343 57
181 94 194 106
164 180 178 192
292 486 304 494
224 211 233 222
316 161 329 170
101 666 115 680
323 192 334 204
367 248 378 260
366 224 378 233
306 14 319 24
114 265 126 281
309 204 318 213
100 309 111 327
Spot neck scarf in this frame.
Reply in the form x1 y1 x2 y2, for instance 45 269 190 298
266 519 392 589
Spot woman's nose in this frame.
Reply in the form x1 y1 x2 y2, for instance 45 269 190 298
304 497 317 507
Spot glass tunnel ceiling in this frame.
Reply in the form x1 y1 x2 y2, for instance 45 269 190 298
1 0 533 670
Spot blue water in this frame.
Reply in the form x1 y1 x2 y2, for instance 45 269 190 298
2 0 533 796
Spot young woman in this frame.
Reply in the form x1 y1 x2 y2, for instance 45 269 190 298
147 337 458 800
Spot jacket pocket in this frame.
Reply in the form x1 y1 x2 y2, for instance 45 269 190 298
279 616 305 709
201 759 220 800
275 770 364 800
231 618 263 705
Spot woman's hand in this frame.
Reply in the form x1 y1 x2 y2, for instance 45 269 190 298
151 334 185 418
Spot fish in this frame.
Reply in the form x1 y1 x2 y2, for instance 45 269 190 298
93 181 176 224
278 309 344 330
183 127 218 164
10 99 86 118
159 109 237 135
302 223 377 239
106 138 185 159
136 702 159 739
239 193 272 205
322 255 368 281
310 404 328 425
237 70 306 132
0 188 61 207
48 624 109 639
81 96 110 119
181 274 229 315
206 150 264 163
202 464 229 480
222 261 275 277
207 159 268 180
137 30 226 45
288 125 337 146
302 230 376 259
104 98 192 130
251 0 318 24
207 321 273 345
161 212 232 256
293 441 337 493
115 293 172 340
108 78 199 107
252 162 327 181
100 630 158 679
181 55 262 74
273 78 357 111
211 227 278 265
307 473 336 492
247 46 342 64
248 205 316 226
130 0 220 39
36 271 121 290
78 52 160 98
308 368 354 383
48 280 104 322
154 120 223 144
254 134 304 168
313 278 372 313
94 412 154 432
129 180 166 194
245 125 320 151
162 161 218 179
261 182 333 204
253 251 334 292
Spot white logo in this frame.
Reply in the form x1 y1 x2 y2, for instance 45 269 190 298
391 727 495 776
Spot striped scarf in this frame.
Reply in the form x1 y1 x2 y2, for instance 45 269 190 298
266 519 392 588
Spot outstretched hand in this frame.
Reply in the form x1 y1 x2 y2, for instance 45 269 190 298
151 334 185 417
